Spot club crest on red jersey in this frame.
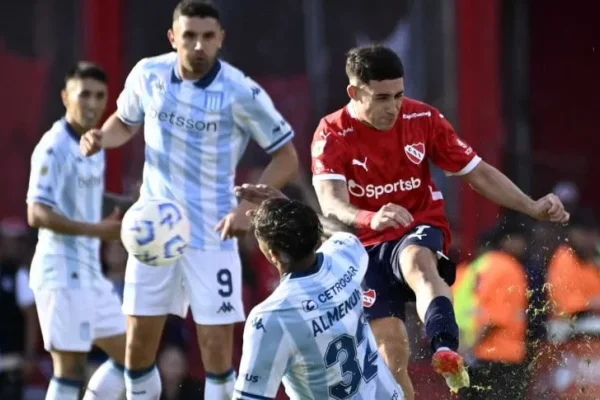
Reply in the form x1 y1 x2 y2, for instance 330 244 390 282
404 142 425 165
362 289 376 308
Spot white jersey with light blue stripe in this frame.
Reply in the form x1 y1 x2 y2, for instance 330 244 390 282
116 52 294 250
234 233 404 400
26 119 105 289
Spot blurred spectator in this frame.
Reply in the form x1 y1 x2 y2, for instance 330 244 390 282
456 216 529 399
0 218 39 400
547 208 600 319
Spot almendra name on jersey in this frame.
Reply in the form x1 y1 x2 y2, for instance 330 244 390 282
311 288 362 338
310 264 361 337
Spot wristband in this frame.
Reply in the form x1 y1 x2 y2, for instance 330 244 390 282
355 210 375 229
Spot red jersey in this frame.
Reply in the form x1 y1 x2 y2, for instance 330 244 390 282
311 98 481 251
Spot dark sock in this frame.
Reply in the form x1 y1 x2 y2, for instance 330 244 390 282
424 296 459 352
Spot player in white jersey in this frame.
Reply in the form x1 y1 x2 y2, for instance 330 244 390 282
232 184 404 400
26 62 127 400
79 2 299 399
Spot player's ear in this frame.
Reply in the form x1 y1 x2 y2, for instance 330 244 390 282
218 28 225 49
347 85 358 100
167 29 176 50
267 248 279 262
60 89 68 109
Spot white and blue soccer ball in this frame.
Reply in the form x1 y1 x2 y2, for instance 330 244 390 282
121 198 190 266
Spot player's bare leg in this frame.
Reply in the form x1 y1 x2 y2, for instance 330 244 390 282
124 315 167 399
196 323 236 399
400 244 469 393
46 351 87 399
83 334 127 399
369 318 415 400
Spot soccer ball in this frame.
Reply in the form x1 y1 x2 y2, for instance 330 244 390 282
121 198 190 266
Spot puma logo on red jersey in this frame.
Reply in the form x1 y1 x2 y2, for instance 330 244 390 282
352 157 368 171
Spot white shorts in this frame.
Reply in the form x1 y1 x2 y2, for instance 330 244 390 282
122 248 245 325
33 278 126 352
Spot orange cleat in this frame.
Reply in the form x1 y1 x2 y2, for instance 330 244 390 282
432 349 470 393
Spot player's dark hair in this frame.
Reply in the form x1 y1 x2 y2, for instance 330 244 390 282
252 198 323 270
64 61 108 87
173 0 220 22
345 44 404 83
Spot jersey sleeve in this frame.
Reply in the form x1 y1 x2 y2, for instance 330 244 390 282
311 121 349 183
428 110 482 176
116 60 146 126
232 77 294 154
26 143 65 208
320 232 369 281
234 310 292 400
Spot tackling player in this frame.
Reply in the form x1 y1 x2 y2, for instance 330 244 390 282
310 44 569 398
79 2 298 399
233 184 404 400
26 62 126 400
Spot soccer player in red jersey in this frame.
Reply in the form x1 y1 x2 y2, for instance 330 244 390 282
311 44 569 398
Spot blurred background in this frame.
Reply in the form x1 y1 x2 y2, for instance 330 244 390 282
1 0 599 399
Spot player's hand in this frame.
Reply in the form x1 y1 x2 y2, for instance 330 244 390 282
527 193 570 223
95 207 122 241
80 129 103 156
234 183 288 205
215 203 252 240
371 203 414 230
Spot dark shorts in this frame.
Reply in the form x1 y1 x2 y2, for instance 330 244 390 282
361 224 456 321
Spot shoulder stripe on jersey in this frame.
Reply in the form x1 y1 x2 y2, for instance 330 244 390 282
264 130 293 154
233 390 274 400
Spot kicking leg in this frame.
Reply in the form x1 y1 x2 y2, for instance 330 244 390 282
400 243 468 392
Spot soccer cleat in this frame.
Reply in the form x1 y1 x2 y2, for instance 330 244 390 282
431 348 470 393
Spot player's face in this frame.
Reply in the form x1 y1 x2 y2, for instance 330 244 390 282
61 78 108 131
169 16 224 78
351 78 405 131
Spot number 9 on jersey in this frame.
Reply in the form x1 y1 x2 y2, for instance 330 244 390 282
121 198 191 267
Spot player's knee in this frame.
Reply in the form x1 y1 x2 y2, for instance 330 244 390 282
400 245 442 287
52 351 87 380
196 325 234 371
126 316 165 368
196 324 233 352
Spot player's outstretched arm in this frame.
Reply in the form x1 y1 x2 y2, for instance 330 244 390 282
27 203 121 241
314 180 362 226
314 180 412 231
80 112 140 156
100 111 141 148
463 161 569 223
